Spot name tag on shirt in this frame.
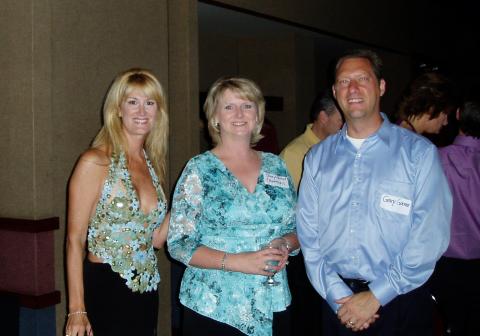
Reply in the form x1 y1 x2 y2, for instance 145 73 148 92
380 194 412 215
263 173 289 188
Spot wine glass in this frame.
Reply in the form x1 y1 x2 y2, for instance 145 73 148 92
261 238 286 287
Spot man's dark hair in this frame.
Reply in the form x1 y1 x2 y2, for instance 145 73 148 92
459 101 480 138
335 49 383 81
398 72 459 120
309 91 338 123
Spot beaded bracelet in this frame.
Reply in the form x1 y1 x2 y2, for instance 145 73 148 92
67 311 87 317
221 252 228 271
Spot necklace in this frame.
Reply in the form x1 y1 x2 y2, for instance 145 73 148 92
404 119 418 134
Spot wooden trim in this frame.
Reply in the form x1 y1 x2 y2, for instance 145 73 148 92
0 217 59 233
0 290 61 309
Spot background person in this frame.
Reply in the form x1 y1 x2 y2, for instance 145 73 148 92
65 68 169 336
279 90 342 334
167 77 299 336
297 49 452 336
280 90 343 190
430 100 480 336
398 72 458 135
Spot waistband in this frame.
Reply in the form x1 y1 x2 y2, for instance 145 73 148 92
339 274 370 294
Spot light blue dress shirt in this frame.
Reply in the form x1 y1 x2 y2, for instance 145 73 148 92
168 151 297 336
297 114 452 312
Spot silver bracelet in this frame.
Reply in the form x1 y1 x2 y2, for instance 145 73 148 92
221 252 228 271
281 237 291 252
67 311 87 317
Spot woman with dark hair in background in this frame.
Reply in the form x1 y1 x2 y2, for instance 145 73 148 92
398 72 459 135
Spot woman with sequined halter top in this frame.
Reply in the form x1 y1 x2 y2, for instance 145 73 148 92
65 69 169 336
168 77 300 336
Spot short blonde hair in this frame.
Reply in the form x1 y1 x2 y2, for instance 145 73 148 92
203 77 265 146
92 68 168 188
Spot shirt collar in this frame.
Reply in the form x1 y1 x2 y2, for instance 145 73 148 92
452 134 480 149
337 112 391 150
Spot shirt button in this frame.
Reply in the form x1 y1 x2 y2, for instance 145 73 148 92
351 201 358 206
356 153 361 158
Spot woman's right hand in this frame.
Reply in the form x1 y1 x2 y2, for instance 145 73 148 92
229 248 285 276
65 313 93 336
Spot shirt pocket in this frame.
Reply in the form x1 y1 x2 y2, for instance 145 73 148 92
375 180 414 223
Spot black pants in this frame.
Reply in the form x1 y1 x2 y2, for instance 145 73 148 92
321 283 433 336
182 305 291 336
84 259 159 336
430 256 480 336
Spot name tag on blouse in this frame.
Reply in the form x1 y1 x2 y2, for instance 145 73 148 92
263 173 289 188
380 194 412 215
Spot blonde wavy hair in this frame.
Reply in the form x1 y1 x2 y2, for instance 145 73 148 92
203 77 265 146
92 68 168 188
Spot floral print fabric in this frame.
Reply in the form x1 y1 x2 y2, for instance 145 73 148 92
87 151 167 292
168 151 297 336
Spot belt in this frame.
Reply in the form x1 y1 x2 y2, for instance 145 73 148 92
339 274 370 294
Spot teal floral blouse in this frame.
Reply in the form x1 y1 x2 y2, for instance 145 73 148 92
168 151 297 336
87 151 167 293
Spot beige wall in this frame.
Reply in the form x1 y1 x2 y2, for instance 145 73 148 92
1 1 200 335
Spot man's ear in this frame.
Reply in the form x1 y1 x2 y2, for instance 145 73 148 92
379 79 386 97
456 108 460 121
318 110 329 124
332 85 336 99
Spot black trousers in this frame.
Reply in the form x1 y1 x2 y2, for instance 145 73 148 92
182 305 291 336
430 256 480 336
84 259 159 336
321 283 433 336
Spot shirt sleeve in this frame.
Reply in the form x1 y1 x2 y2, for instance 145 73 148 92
296 153 353 312
167 159 204 266
368 145 452 306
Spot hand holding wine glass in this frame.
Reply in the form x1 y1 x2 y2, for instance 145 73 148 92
261 238 289 286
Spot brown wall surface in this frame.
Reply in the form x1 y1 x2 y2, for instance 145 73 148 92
0 0 182 335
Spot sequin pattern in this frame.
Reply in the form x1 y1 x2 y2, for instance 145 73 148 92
88 151 167 292
168 151 297 336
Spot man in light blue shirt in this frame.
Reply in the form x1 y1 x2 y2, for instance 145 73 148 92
297 49 452 335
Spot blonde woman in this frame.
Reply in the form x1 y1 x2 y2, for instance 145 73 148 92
65 69 169 336
168 77 299 336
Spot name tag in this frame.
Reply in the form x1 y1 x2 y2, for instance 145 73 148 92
380 194 412 215
263 172 289 188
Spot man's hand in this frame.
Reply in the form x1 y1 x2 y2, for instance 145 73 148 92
336 291 381 331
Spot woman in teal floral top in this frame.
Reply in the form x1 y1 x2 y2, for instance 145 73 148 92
65 69 170 336
168 77 299 336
